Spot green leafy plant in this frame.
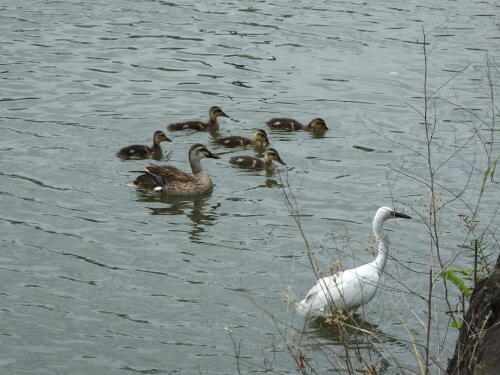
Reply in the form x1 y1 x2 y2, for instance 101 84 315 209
438 268 472 298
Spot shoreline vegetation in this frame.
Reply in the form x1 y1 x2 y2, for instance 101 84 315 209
229 29 499 374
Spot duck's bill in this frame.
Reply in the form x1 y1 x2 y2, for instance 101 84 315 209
220 111 229 118
277 157 286 166
395 211 411 219
207 151 220 159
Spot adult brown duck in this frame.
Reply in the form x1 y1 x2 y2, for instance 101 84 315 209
130 144 220 195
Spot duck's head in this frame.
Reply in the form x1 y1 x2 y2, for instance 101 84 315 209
265 148 286 165
209 106 229 120
376 207 412 221
154 130 172 143
253 129 270 147
189 143 220 160
308 118 328 131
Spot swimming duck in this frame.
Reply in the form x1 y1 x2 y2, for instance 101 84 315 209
117 131 171 159
130 144 220 195
229 148 286 170
167 106 229 131
266 117 327 131
213 129 270 148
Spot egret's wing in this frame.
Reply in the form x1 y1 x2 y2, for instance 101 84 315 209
298 272 344 315
298 265 381 315
331 265 380 311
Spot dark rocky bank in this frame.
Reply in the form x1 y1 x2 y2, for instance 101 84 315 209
447 253 500 375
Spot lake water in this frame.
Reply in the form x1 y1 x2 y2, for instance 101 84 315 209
1 1 499 374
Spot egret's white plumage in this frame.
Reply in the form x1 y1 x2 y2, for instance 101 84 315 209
296 207 411 317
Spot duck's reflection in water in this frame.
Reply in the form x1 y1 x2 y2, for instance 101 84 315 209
136 192 219 243
309 129 328 139
209 128 221 139
261 177 280 188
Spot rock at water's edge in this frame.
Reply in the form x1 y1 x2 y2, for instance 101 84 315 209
447 253 500 375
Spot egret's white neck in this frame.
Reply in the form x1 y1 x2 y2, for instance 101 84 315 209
372 212 390 274
372 212 386 238
373 236 389 273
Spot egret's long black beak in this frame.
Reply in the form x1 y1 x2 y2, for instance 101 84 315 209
395 211 412 219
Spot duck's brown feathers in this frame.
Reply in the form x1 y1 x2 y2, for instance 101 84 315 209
118 144 157 158
133 165 197 189
214 136 252 148
167 106 228 132
132 167 214 195
132 172 160 190
266 118 304 131
146 165 195 183
168 120 213 131
117 131 171 159
229 156 269 170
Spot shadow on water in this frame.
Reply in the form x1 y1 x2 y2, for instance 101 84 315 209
242 176 282 189
253 147 266 158
260 177 281 189
308 129 328 139
135 192 219 243
305 314 401 347
301 315 401 374
209 129 221 139
155 150 173 161
230 168 283 189
117 150 172 162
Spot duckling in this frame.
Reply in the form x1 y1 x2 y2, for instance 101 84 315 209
130 144 220 195
214 129 270 148
266 117 327 131
229 148 286 171
167 106 229 131
117 131 171 159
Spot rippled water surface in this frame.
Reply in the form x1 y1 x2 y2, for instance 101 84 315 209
1 1 499 374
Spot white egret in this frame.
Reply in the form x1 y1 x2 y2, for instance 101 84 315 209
296 207 411 317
